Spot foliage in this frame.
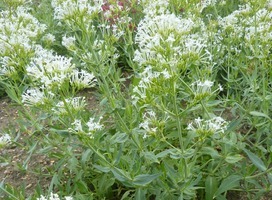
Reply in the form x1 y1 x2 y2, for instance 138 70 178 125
1 0 272 199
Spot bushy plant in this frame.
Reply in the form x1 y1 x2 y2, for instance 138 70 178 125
0 0 272 199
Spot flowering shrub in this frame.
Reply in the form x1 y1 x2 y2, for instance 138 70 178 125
0 0 272 199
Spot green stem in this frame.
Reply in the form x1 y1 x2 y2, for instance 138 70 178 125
245 167 272 180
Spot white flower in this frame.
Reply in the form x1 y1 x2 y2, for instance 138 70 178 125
187 116 228 136
52 97 86 115
42 33 56 43
26 47 75 89
0 134 11 146
70 69 97 90
71 119 83 132
191 80 214 99
140 0 169 17
22 88 54 106
37 193 73 200
51 0 103 28
0 6 46 56
139 110 159 138
87 117 103 133
62 35 76 50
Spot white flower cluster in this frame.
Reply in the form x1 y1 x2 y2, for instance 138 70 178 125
132 66 170 105
25 45 96 90
70 117 103 136
190 80 223 101
26 47 75 88
37 193 73 200
134 12 209 71
132 12 210 105
86 117 103 132
52 97 86 115
51 0 103 26
139 0 169 17
139 110 158 138
62 35 76 50
21 48 96 108
187 116 228 136
191 80 214 94
0 6 46 76
22 88 55 106
0 6 46 53
70 69 97 90
42 33 56 44
197 0 218 12
217 3 272 47
0 133 11 146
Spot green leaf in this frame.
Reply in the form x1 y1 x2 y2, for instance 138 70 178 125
227 118 242 132
81 149 92 165
205 176 218 200
268 173 272 184
121 190 133 200
156 149 172 158
135 188 146 200
111 132 128 144
133 173 160 186
93 164 110 173
225 154 243 164
111 168 132 183
214 175 241 196
201 147 220 159
142 151 159 164
243 148 267 172
249 111 272 121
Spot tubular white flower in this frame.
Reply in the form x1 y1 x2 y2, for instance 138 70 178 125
51 0 103 26
37 193 73 200
71 119 83 132
26 47 75 89
0 134 11 146
42 33 56 43
62 35 76 50
52 97 86 115
187 116 228 136
87 117 103 133
22 88 54 106
70 69 97 90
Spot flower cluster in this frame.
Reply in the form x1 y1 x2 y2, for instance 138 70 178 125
52 97 86 115
70 117 103 136
131 66 171 105
0 6 46 78
0 133 11 147
187 116 228 137
134 13 207 68
23 45 96 98
62 35 76 50
139 110 158 138
51 0 103 27
37 193 73 200
22 88 54 107
139 0 169 17
217 3 272 54
190 80 223 101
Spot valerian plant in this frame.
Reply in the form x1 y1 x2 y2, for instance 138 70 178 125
0 0 272 199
